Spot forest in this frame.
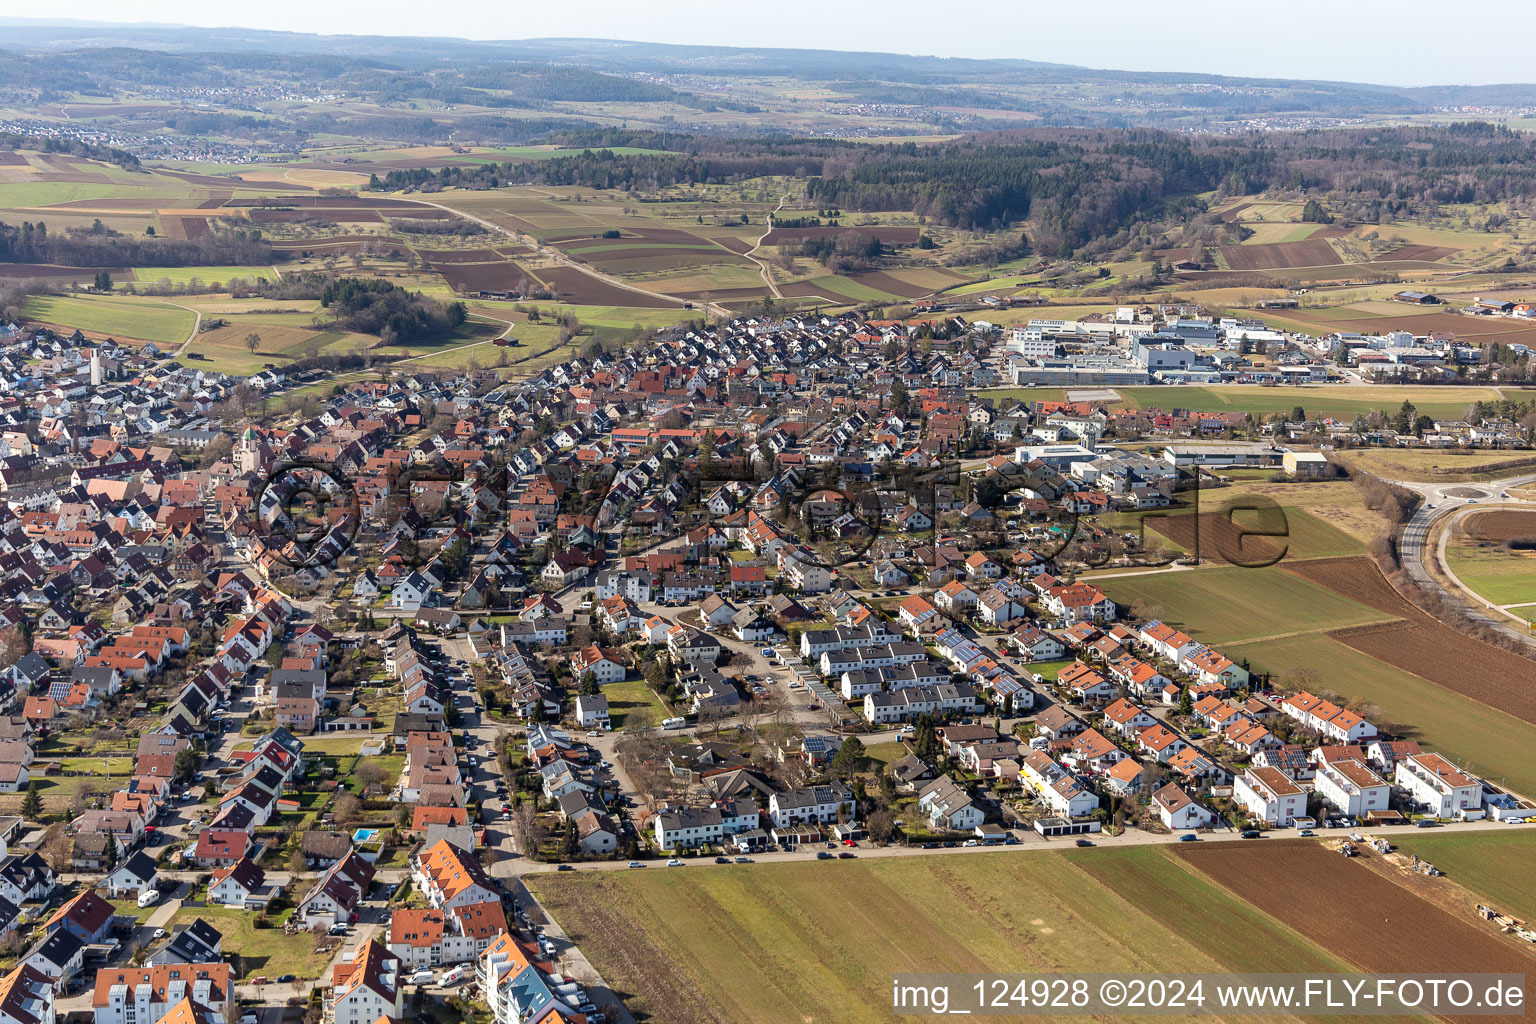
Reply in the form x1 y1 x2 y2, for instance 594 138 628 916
366 123 1536 255
319 277 468 344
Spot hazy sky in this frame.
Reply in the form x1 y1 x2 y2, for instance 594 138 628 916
27 1 1536 87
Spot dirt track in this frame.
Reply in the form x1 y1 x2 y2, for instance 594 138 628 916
1177 840 1536 1016
1286 556 1536 725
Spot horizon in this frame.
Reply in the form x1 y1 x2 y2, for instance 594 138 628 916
7 3 1536 90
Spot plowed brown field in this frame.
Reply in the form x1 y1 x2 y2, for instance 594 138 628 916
1373 244 1459 262
435 261 542 293
1286 556 1536 725
536 267 678 307
1177 840 1536 1011
1220 239 1343 270
1464 510 1536 542
846 270 939 298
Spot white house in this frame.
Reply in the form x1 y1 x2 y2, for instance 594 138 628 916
917 775 985 832
102 851 158 899
1394 753 1482 820
1152 783 1213 830
328 941 402 1024
767 784 856 828
1314 759 1390 819
574 695 610 730
207 858 267 908
1233 767 1306 826
653 800 759 851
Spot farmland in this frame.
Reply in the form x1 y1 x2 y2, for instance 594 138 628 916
1174 841 1536 986
1143 503 1365 563
527 846 1359 1024
1217 238 1344 271
1288 556 1536 727
22 293 195 345
1340 448 1536 481
1389 830 1536 925
1113 384 1506 421
1445 510 1536 607
1097 563 1393 644
1444 540 1536 607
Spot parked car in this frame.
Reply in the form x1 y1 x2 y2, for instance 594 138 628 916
557 864 576 872
816 851 834 860
666 859 684 867
714 856 730 864
1240 830 1261 839
627 861 645 868
734 856 753 863
1299 829 1317 837
838 851 856 859
1179 834 1198 842
1075 839 1094 848
276 975 295 984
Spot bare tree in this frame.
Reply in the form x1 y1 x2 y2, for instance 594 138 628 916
41 824 72 873
245 332 262 354
355 762 392 798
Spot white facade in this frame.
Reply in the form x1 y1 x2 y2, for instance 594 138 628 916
1395 754 1481 819
1233 768 1307 826
1314 759 1390 819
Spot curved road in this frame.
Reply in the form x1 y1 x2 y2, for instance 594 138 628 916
167 300 204 357
1394 471 1536 649
742 191 791 300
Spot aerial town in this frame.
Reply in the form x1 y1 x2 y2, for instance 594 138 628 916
3 10 1536 1022
0 289 1531 1024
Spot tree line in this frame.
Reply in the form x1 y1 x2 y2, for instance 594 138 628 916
0 219 272 268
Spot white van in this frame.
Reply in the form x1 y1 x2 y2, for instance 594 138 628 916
438 966 468 986
408 969 435 985
137 889 160 908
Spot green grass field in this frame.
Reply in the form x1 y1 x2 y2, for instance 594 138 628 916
1389 830 1536 923
1099 564 1392 644
133 266 276 287
528 847 1353 1024
23 294 195 345
974 387 1068 406
1223 632 1536 799
596 679 670 729
1444 543 1536 607
1116 385 1503 422
168 907 333 980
